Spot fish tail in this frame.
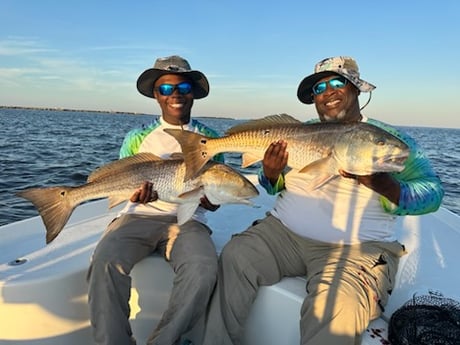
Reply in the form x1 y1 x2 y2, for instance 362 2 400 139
164 129 214 181
16 186 78 244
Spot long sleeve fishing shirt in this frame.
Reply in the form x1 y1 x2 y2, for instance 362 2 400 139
258 116 444 245
116 116 223 222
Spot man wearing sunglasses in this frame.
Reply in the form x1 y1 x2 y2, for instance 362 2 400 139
88 55 223 345
203 56 443 345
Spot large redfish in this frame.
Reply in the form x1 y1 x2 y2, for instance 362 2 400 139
164 114 410 185
16 153 258 244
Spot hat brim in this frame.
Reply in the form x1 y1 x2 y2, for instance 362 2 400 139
297 71 337 105
297 71 375 104
137 69 209 99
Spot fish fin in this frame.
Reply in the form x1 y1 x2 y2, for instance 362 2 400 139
168 152 185 160
241 153 262 168
16 186 78 244
88 153 163 182
225 113 301 135
108 196 128 208
207 194 255 206
176 203 200 225
298 156 333 174
177 186 204 200
306 174 339 191
163 129 213 181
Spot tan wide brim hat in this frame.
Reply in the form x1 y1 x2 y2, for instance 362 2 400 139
297 56 376 104
137 55 209 99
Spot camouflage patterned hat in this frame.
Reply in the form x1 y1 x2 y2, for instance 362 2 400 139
137 55 209 99
297 56 376 104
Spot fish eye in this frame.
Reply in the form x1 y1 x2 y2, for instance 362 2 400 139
375 137 386 146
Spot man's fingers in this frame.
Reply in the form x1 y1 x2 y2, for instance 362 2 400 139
130 181 157 203
138 182 152 203
130 188 142 202
200 196 220 212
150 190 159 202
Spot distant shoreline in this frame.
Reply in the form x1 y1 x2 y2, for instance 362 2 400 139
0 105 146 115
0 105 236 120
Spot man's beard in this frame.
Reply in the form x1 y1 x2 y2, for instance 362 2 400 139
320 109 347 122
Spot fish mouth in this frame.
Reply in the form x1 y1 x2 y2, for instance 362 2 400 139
377 152 410 171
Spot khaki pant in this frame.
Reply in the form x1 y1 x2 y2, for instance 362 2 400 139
203 214 406 345
87 213 218 345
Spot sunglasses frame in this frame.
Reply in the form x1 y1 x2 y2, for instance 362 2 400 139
312 76 348 96
156 81 193 96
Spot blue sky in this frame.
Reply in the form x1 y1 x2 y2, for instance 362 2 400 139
1 0 459 128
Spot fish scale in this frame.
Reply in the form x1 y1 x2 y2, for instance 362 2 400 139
164 114 410 185
16 153 258 244
208 127 333 169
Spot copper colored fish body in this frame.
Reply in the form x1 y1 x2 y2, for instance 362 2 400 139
164 114 410 184
16 153 258 244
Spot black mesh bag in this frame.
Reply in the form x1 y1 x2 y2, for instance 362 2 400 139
388 294 460 345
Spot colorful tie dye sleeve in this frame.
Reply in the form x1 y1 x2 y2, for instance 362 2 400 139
118 118 224 162
119 120 161 158
367 118 444 216
258 118 444 215
258 170 285 195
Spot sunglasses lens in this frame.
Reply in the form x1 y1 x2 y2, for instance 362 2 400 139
312 77 347 95
313 82 327 95
158 84 174 96
157 82 192 96
177 82 192 95
329 77 346 89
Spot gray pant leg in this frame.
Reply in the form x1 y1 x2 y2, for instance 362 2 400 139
203 215 306 345
147 220 218 345
87 214 173 345
298 240 404 345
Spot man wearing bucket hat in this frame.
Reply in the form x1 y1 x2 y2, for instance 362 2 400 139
203 56 444 344
88 55 223 345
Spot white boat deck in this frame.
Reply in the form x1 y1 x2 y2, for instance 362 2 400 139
1 176 460 344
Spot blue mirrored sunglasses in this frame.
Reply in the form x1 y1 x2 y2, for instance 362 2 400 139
312 76 348 95
156 82 193 96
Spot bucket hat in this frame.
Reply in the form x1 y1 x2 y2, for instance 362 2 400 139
297 56 376 104
137 55 209 99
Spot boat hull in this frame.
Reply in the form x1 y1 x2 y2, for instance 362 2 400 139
1 175 460 344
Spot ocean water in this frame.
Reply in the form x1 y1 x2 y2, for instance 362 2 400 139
0 107 458 227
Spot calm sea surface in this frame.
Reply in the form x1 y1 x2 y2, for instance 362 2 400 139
1 108 459 227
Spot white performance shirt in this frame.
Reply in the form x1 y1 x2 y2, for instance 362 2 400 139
270 170 398 245
118 119 207 223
